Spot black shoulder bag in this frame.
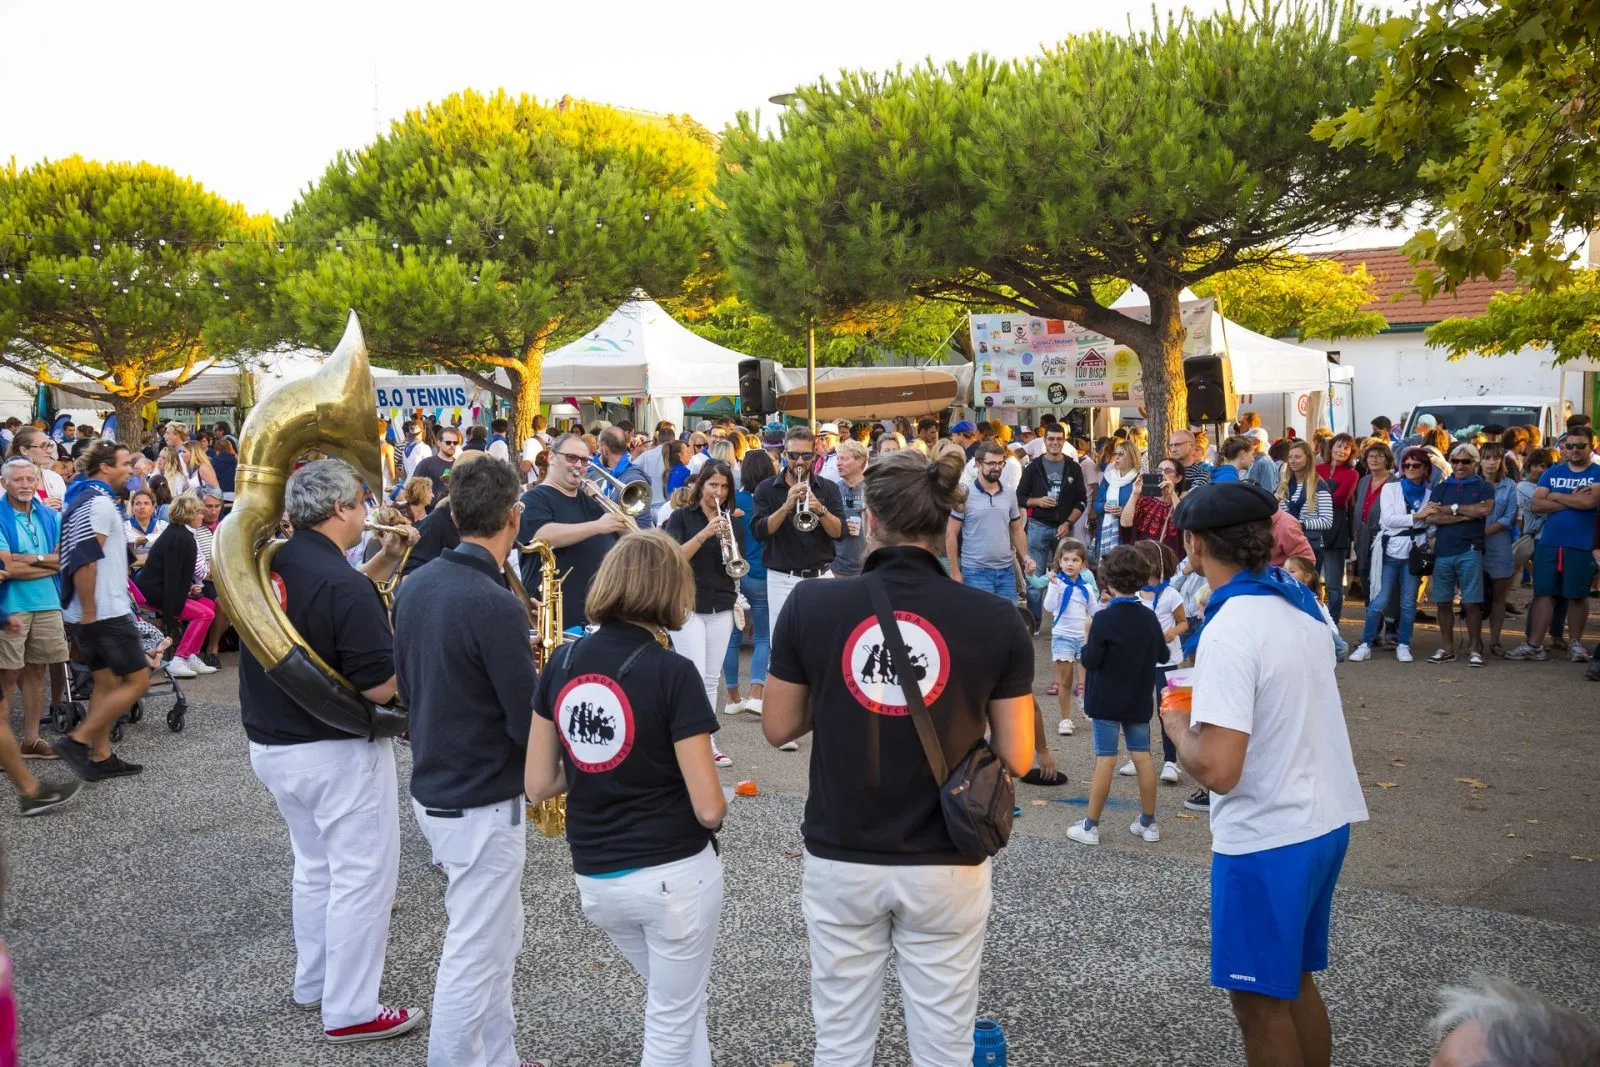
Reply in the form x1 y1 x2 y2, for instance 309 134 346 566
865 576 1014 859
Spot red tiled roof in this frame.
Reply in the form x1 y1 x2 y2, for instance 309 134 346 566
1314 246 1520 325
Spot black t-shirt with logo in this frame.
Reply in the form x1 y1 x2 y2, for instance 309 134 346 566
769 545 1034 865
663 505 745 614
519 484 616 631
534 622 720 876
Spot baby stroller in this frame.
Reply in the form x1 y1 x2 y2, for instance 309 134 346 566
50 612 190 739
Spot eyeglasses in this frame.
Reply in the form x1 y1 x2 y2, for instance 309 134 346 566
553 452 590 465
1401 462 1424 469
978 462 1005 470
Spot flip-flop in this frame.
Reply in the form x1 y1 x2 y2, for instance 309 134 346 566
1021 767 1069 787
1045 683 1060 696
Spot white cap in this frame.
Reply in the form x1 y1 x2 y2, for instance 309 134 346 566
818 422 840 435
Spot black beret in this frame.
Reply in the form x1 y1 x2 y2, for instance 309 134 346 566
1172 481 1279 531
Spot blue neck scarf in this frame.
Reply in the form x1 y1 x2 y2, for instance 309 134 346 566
1057 571 1090 609
1142 580 1170 604
1107 594 1141 607
129 513 160 535
1399 476 1428 511
63 477 115 512
1184 566 1326 659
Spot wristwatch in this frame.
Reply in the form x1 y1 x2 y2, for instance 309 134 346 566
33 554 42 564
1450 503 1460 516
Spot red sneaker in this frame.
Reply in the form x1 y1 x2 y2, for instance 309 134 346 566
324 1005 424 1044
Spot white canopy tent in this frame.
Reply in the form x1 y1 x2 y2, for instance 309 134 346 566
540 296 751 428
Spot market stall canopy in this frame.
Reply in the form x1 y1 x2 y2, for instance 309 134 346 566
540 296 750 399
773 365 975 420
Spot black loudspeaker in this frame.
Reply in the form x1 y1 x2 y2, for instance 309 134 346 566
737 358 778 416
1184 355 1237 425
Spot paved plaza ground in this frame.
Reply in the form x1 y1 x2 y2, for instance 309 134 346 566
9 602 1600 1066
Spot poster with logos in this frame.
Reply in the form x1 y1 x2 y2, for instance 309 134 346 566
968 300 1214 410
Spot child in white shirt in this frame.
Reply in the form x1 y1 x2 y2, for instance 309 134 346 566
1124 541 1190 783
1041 539 1098 736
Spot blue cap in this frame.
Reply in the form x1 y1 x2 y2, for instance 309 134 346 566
950 420 978 434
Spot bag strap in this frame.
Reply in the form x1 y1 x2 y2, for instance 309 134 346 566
865 574 949 783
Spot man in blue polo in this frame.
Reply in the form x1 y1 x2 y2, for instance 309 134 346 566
947 441 1035 600
0 457 69 762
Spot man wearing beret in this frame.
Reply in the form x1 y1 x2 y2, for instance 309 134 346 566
1160 482 1368 1067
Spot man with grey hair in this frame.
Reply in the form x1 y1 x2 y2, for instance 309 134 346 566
0 457 68 762
238 458 424 1045
1431 976 1600 1066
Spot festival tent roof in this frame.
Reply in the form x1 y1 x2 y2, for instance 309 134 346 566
1109 285 1334 394
540 296 750 399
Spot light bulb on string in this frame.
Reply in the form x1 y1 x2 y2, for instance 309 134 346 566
92 239 101 252
688 201 696 212
158 238 167 247
276 240 285 253
595 220 603 230
56 273 64 284
445 235 453 247
335 239 343 252
470 273 480 285
258 279 267 288
496 230 505 242
546 225 555 236
217 240 226 250
391 239 400 250
643 211 652 222
212 279 221 288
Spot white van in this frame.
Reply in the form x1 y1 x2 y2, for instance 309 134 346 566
1403 395 1572 441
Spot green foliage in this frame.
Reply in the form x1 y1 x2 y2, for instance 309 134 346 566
676 292 968 367
0 157 258 439
1318 0 1600 292
1191 254 1388 339
229 90 717 436
717 1 1421 446
1426 270 1600 365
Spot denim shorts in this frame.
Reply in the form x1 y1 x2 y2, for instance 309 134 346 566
1050 630 1085 662
1091 718 1151 757
1430 548 1484 603
1533 542 1598 600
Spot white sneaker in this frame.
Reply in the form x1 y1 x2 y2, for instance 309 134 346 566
744 698 764 717
1160 761 1181 784
1057 717 1074 736
1066 820 1100 845
1348 643 1372 662
778 740 799 752
1117 760 1135 776
711 740 732 767
1129 817 1160 843
1396 644 1414 663
1570 643 1592 663
164 657 196 678
186 654 218 675
722 698 747 716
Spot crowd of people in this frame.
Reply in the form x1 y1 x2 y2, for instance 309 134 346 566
3 400 1597 1067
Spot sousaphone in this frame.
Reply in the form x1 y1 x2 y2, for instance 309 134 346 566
213 311 407 738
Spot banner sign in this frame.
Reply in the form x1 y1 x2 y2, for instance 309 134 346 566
374 375 473 410
968 300 1214 409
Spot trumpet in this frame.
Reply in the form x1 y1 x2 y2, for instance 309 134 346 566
715 499 749 579
365 519 416 617
585 459 649 519
794 474 819 532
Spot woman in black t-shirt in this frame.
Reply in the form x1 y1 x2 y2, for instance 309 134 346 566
524 531 727 1066
664 461 745 768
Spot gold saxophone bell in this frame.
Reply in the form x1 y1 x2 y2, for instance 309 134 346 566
213 311 407 738
515 538 569 838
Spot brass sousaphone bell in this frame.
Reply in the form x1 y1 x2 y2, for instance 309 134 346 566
213 311 407 738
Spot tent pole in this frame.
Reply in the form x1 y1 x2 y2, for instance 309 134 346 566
806 316 817 429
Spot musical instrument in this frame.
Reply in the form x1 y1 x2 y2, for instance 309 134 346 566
715 499 749 578
213 311 407 738
794 472 819 532
518 538 568 838
365 520 415 618
585 459 649 518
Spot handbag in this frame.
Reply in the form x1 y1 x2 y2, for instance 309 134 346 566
1408 539 1435 577
865 576 1014 860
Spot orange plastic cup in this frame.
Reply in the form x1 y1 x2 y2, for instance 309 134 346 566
734 780 759 797
1160 687 1192 715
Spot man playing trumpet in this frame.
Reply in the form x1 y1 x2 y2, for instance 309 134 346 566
518 433 631 632
751 425 843 642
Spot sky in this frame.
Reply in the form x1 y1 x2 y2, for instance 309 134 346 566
1 0 1405 247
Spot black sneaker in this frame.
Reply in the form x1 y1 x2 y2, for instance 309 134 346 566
200 653 220 669
1586 658 1600 683
53 734 95 780
20 779 83 816
87 753 143 780
1183 787 1210 812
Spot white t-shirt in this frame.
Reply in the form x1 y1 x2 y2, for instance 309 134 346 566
64 495 132 622
488 438 510 463
1189 594 1368 856
1139 584 1186 665
402 441 433 478
1026 437 1079 460
961 455 1022 493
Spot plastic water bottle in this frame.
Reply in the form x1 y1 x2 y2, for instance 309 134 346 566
973 1018 1006 1066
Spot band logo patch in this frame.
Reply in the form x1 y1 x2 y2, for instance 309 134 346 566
840 612 951 716
555 674 635 772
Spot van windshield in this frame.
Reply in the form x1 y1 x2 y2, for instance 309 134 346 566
1406 404 1540 437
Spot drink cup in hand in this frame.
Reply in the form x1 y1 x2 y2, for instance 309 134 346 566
846 516 861 537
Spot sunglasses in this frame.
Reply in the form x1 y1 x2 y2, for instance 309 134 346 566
785 450 814 461
1450 457 1476 464
1563 442 1590 450
1401 462 1425 469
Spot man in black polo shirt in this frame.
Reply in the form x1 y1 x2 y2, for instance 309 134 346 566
519 432 632 632
238 459 423 1046
395 458 537 1067
750 425 844 642
761 449 1034 1065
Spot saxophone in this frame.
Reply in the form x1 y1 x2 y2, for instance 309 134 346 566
517 540 568 838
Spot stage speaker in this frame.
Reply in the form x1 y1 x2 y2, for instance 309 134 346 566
737 358 778 417
1184 355 1237 425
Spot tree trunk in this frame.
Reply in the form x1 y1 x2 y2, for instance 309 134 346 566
1136 282 1189 470
111 395 146 449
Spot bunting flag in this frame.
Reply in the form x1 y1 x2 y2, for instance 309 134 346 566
471 405 481 421
434 407 444 423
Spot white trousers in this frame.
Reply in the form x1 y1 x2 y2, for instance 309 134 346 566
669 610 736 711
575 843 723 1067
249 736 400 1030
413 797 528 1067
803 854 993 1067
767 569 832 643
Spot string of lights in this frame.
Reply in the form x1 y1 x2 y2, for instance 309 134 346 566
0 264 521 296
0 198 704 254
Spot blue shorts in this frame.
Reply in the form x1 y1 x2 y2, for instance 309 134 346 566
1430 548 1484 603
1532 542 1598 600
1211 824 1351 999
1090 718 1151 757
1051 630 1085 662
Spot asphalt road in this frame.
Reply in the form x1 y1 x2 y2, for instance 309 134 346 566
7 595 1600 1066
